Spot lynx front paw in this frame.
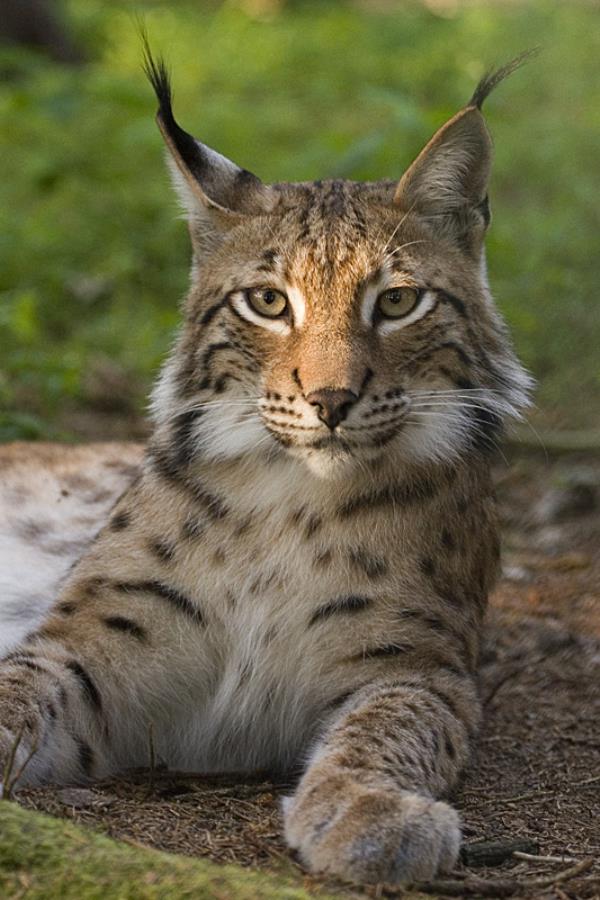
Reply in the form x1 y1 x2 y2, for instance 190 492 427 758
283 775 460 884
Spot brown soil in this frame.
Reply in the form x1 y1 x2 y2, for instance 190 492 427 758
15 451 600 899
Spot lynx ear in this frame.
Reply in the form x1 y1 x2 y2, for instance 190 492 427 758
143 46 276 242
394 53 537 250
393 106 492 249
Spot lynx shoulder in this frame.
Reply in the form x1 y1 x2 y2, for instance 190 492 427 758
0 51 532 885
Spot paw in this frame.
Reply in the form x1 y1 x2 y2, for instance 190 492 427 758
283 775 460 884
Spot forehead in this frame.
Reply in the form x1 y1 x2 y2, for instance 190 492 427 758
273 180 432 305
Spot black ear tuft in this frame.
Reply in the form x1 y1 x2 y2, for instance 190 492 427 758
140 29 210 185
141 30 175 129
469 48 540 110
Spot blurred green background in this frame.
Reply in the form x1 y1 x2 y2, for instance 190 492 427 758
1 0 599 443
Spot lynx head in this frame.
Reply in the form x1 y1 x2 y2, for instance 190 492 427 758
146 49 533 479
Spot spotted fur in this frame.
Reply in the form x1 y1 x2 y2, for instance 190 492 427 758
0 52 532 884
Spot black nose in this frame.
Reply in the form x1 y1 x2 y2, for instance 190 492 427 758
306 388 358 430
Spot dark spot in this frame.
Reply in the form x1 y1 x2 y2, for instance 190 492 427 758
82 576 106 598
309 595 372 627
103 616 147 641
304 515 322 539
289 508 305 527
110 510 131 531
18 520 47 542
441 529 456 551
182 515 206 540
233 516 252 538
349 548 388 579
191 482 229 520
314 549 332 568
66 660 102 713
148 539 176 564
420 557 436 578
87 489 113 505
57 601 76 615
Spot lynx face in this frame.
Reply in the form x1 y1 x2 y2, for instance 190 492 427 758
147 56 531 477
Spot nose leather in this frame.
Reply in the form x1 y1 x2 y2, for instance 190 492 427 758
306 388 358 430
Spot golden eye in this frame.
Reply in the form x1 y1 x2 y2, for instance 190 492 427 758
246 287 288 319
376 287 421 320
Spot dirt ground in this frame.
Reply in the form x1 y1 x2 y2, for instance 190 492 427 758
14 450 600 899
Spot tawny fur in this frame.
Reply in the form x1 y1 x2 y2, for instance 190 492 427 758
0 54 532 884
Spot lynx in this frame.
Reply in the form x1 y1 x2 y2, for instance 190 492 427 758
0 50 532 884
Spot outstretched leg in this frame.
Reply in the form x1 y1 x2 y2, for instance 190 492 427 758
0 573 212 787
284 668 479 883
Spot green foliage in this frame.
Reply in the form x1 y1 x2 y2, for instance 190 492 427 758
1 0 599 438
0 800 326 899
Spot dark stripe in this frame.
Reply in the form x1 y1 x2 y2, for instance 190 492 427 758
66 660 102 713
397 608 452 636
201 341 232 372
112 580 205 625
103 616 147 641
324 688 358 714
6 656 46 674
77 738 94 776
469 406 504 452
439 290 468 318
171 408 205 469
257 248 278 272
360 643 414 659
339 476 441 519
309 595 372 627
444 731 457 759
148 446 229 519
199 297 227 326
425 685 461 720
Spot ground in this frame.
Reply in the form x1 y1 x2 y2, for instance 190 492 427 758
1 446 598 899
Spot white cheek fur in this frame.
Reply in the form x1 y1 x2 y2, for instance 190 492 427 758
285 285 306 328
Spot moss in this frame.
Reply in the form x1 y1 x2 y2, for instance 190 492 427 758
0 801 328 900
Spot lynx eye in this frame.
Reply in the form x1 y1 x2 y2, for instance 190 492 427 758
376 287 421 319
246 288 288 319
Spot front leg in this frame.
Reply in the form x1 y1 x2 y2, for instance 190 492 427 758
0 577 211 788
284 669 479 884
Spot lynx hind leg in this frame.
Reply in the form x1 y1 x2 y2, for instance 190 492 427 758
284 672 478 884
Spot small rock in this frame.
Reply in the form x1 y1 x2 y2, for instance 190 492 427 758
502 564 533 583
534 477 598 524
56 787 115 808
